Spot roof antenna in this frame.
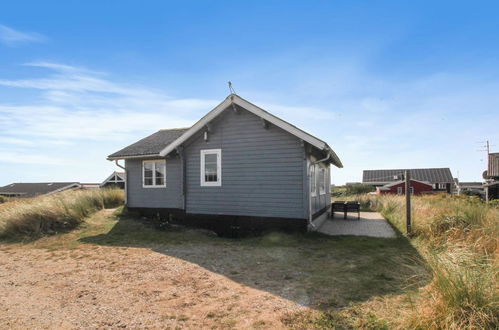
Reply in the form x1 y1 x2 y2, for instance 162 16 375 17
228 81 236 95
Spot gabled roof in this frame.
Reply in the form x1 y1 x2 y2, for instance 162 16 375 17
108 128 188 159
107 94 342 167
363 168 454 185
158 94 342 167
0 182 81 198
100 171 126 187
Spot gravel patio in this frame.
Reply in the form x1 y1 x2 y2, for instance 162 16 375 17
317 212 397 238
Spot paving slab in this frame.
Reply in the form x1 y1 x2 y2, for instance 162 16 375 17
318 212 397 238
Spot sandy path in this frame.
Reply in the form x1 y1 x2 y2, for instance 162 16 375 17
0 245 304 329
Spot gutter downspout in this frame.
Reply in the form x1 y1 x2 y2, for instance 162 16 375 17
308 151 331 229
115 160 127 205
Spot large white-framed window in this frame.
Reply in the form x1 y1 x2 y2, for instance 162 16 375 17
200 149 221 187
142 160 166 188
319 167 326 195
310 164 317 197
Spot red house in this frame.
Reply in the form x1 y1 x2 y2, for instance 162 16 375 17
376 179 433 195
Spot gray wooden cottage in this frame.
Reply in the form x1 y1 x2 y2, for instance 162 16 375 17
108 94 342 235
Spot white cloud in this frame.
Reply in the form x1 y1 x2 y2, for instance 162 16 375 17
0 151 69 165
0 24 45 46
0 63 220 144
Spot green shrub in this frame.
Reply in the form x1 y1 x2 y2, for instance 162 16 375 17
332 185 375 197
346 184 375 195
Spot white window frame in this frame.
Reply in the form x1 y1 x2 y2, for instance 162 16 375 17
142 160 166 188
310 164 317 197
319 167 326 195
397 186 403 195
410 186 414 195
439 183 447 190
200 149 222 187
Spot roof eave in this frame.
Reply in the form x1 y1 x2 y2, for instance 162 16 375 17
107 153 162 161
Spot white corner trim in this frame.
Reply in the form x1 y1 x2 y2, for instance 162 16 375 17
200 149 222 187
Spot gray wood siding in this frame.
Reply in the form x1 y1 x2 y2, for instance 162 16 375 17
184 108 306 219
125 157 182 209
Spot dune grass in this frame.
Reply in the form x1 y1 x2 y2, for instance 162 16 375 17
0 188 124 239
351 194 499 329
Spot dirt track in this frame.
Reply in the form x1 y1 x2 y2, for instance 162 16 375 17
0 245 302 329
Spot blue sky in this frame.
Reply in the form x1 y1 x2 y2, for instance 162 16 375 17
0 1 498 186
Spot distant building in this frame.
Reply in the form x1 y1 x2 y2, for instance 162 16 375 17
455 181 484 196
484 152 499 201
376 179 433 195
100 171 125 189
0 182 82 198
363 168 454 193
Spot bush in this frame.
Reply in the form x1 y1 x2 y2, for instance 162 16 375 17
0 188 124 239
332 185 375 197
346 184 375 195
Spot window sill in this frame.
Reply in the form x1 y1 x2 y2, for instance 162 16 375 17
201 183 222 187
142 185 167 188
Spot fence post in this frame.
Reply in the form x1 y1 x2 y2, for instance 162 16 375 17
405 170 412 235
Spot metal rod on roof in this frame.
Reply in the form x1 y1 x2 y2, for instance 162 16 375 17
228 81 236 94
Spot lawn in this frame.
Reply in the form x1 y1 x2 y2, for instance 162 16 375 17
0 207 427 329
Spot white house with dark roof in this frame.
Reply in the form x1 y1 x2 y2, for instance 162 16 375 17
100 171 126 189
107 94 342 236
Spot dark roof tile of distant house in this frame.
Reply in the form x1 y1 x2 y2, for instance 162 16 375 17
0 182 81 198
458 182 484 187
107 128 189 159
363 168 454 185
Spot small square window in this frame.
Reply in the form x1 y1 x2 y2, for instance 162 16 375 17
143 160 166 188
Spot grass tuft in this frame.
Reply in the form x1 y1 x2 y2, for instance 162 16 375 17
0 188 124 239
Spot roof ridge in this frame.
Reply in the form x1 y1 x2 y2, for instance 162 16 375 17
364 167 451 171
158 127 191 131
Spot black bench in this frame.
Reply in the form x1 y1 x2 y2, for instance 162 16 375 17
331 201 360 220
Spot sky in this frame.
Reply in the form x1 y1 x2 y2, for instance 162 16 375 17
0 1 498 186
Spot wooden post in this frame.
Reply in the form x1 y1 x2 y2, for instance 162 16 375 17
405 170 411 235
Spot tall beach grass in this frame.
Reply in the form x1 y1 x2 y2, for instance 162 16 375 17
353 193 498 328
0 188 124 239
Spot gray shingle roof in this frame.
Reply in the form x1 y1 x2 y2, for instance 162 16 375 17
0 182 81 198
363 168 454 185
107 128 189 159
